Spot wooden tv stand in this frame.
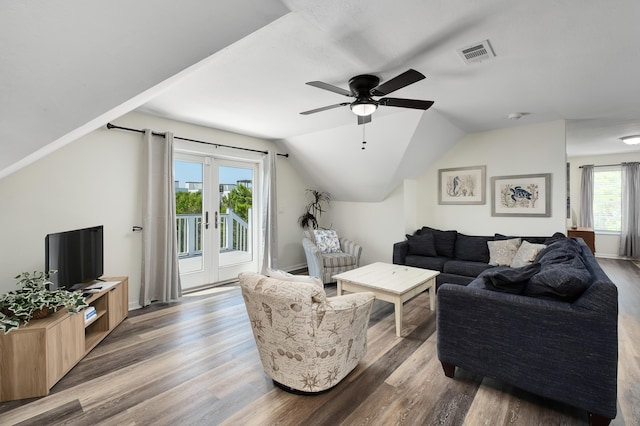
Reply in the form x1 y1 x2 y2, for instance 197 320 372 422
0 277 128 402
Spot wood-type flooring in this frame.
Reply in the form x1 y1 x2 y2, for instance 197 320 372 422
0 258 638 425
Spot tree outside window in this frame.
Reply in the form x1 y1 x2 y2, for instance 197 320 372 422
593 168 621 232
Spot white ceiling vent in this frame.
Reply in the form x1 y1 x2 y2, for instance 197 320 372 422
457 40 495 64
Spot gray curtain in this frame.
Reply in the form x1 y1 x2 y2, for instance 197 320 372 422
579 164 594 228
140 130 182 306
619 162 640 258
260 151 278 273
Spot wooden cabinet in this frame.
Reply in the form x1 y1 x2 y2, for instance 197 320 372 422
0 277 128 401
568 227 596 254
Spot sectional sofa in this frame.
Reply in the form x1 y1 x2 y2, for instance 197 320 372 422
392 226 563 288
436 235 619 425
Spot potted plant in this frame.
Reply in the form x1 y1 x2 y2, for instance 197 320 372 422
0 270 88 334
298 189 331 230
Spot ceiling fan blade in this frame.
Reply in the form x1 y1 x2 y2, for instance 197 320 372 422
378 97 434 110
306 81 353 97
357 115 372 125
300 103 350 115
371 69 426 96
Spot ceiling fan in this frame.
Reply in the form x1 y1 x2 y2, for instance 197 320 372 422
300 69 434 125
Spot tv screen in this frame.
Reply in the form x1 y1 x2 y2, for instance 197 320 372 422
45 225 104 290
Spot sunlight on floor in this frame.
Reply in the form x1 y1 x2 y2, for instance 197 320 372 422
183 285 239 298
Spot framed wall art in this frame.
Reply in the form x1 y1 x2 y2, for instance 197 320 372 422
438 165 486 205
491 173 551 217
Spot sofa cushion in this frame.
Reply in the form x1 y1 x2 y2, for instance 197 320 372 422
510 240 547 268
443 260 494 277
314 230 342 253
406 230 437 257
405 255 448 271
525 264 591 301
544 232 568 245
421 227 457 258
479 263 541 294
487 238 522 266
525 238 591 301
437 273 476 288
535 237 583 265
454 233 492 263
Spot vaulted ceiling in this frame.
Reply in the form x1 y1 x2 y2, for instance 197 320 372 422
3 1 640 200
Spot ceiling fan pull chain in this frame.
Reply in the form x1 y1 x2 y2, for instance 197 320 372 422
362 123 367 150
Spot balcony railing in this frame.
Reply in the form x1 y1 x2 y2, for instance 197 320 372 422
176 209 249 258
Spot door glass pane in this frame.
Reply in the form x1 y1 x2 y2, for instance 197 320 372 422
219 165 253 265
175 160 203 274
593 168 622 232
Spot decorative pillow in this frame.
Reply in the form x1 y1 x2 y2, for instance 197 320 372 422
313 230 342 253
487 238 522 266
406 230 437 257
510 240 547 268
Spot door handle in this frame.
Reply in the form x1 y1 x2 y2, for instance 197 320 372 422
205 211 209 230
215 211 219 229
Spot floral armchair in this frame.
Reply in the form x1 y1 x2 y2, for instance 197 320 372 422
302 229 363 284
238 271 375 393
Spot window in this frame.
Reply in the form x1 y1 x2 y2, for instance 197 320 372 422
593 167 621 232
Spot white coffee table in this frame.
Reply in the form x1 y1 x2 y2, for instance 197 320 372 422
334 262 440 337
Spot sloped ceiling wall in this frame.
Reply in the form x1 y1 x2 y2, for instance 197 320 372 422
276 109 464 201
0 0 288 177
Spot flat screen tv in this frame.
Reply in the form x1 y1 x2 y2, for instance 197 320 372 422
45 225 104 290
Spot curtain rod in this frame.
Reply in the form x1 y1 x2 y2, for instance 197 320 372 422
106 123 289 157
578 163 623 168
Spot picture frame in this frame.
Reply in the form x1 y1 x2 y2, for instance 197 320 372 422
490 173 551 217
438 165 486 205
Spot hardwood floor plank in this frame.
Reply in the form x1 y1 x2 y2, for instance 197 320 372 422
1 259 638 425
12 399 83 426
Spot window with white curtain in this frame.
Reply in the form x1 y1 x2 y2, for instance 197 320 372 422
593 166 622 233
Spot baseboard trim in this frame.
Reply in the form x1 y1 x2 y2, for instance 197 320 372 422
595 253 637 260
281 263 308 273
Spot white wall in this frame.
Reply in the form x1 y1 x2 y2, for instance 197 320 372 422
330 183 407 265
417 120 567 236
568 151 640 257
329 120 567 265
0 112 309 304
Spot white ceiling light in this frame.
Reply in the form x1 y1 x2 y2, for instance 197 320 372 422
350 99 378 116
620 135 640 145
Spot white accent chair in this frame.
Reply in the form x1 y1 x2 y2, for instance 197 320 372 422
239 271 375 393
302 230 363 284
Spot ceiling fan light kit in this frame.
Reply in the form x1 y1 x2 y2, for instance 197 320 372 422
300 69 433 125
620 135 640 145
350 100 377 116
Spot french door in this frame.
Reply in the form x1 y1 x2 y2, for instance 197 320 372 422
174 153 258 290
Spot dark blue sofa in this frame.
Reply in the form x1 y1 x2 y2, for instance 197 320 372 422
436 237 618 426
392 226 556 289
